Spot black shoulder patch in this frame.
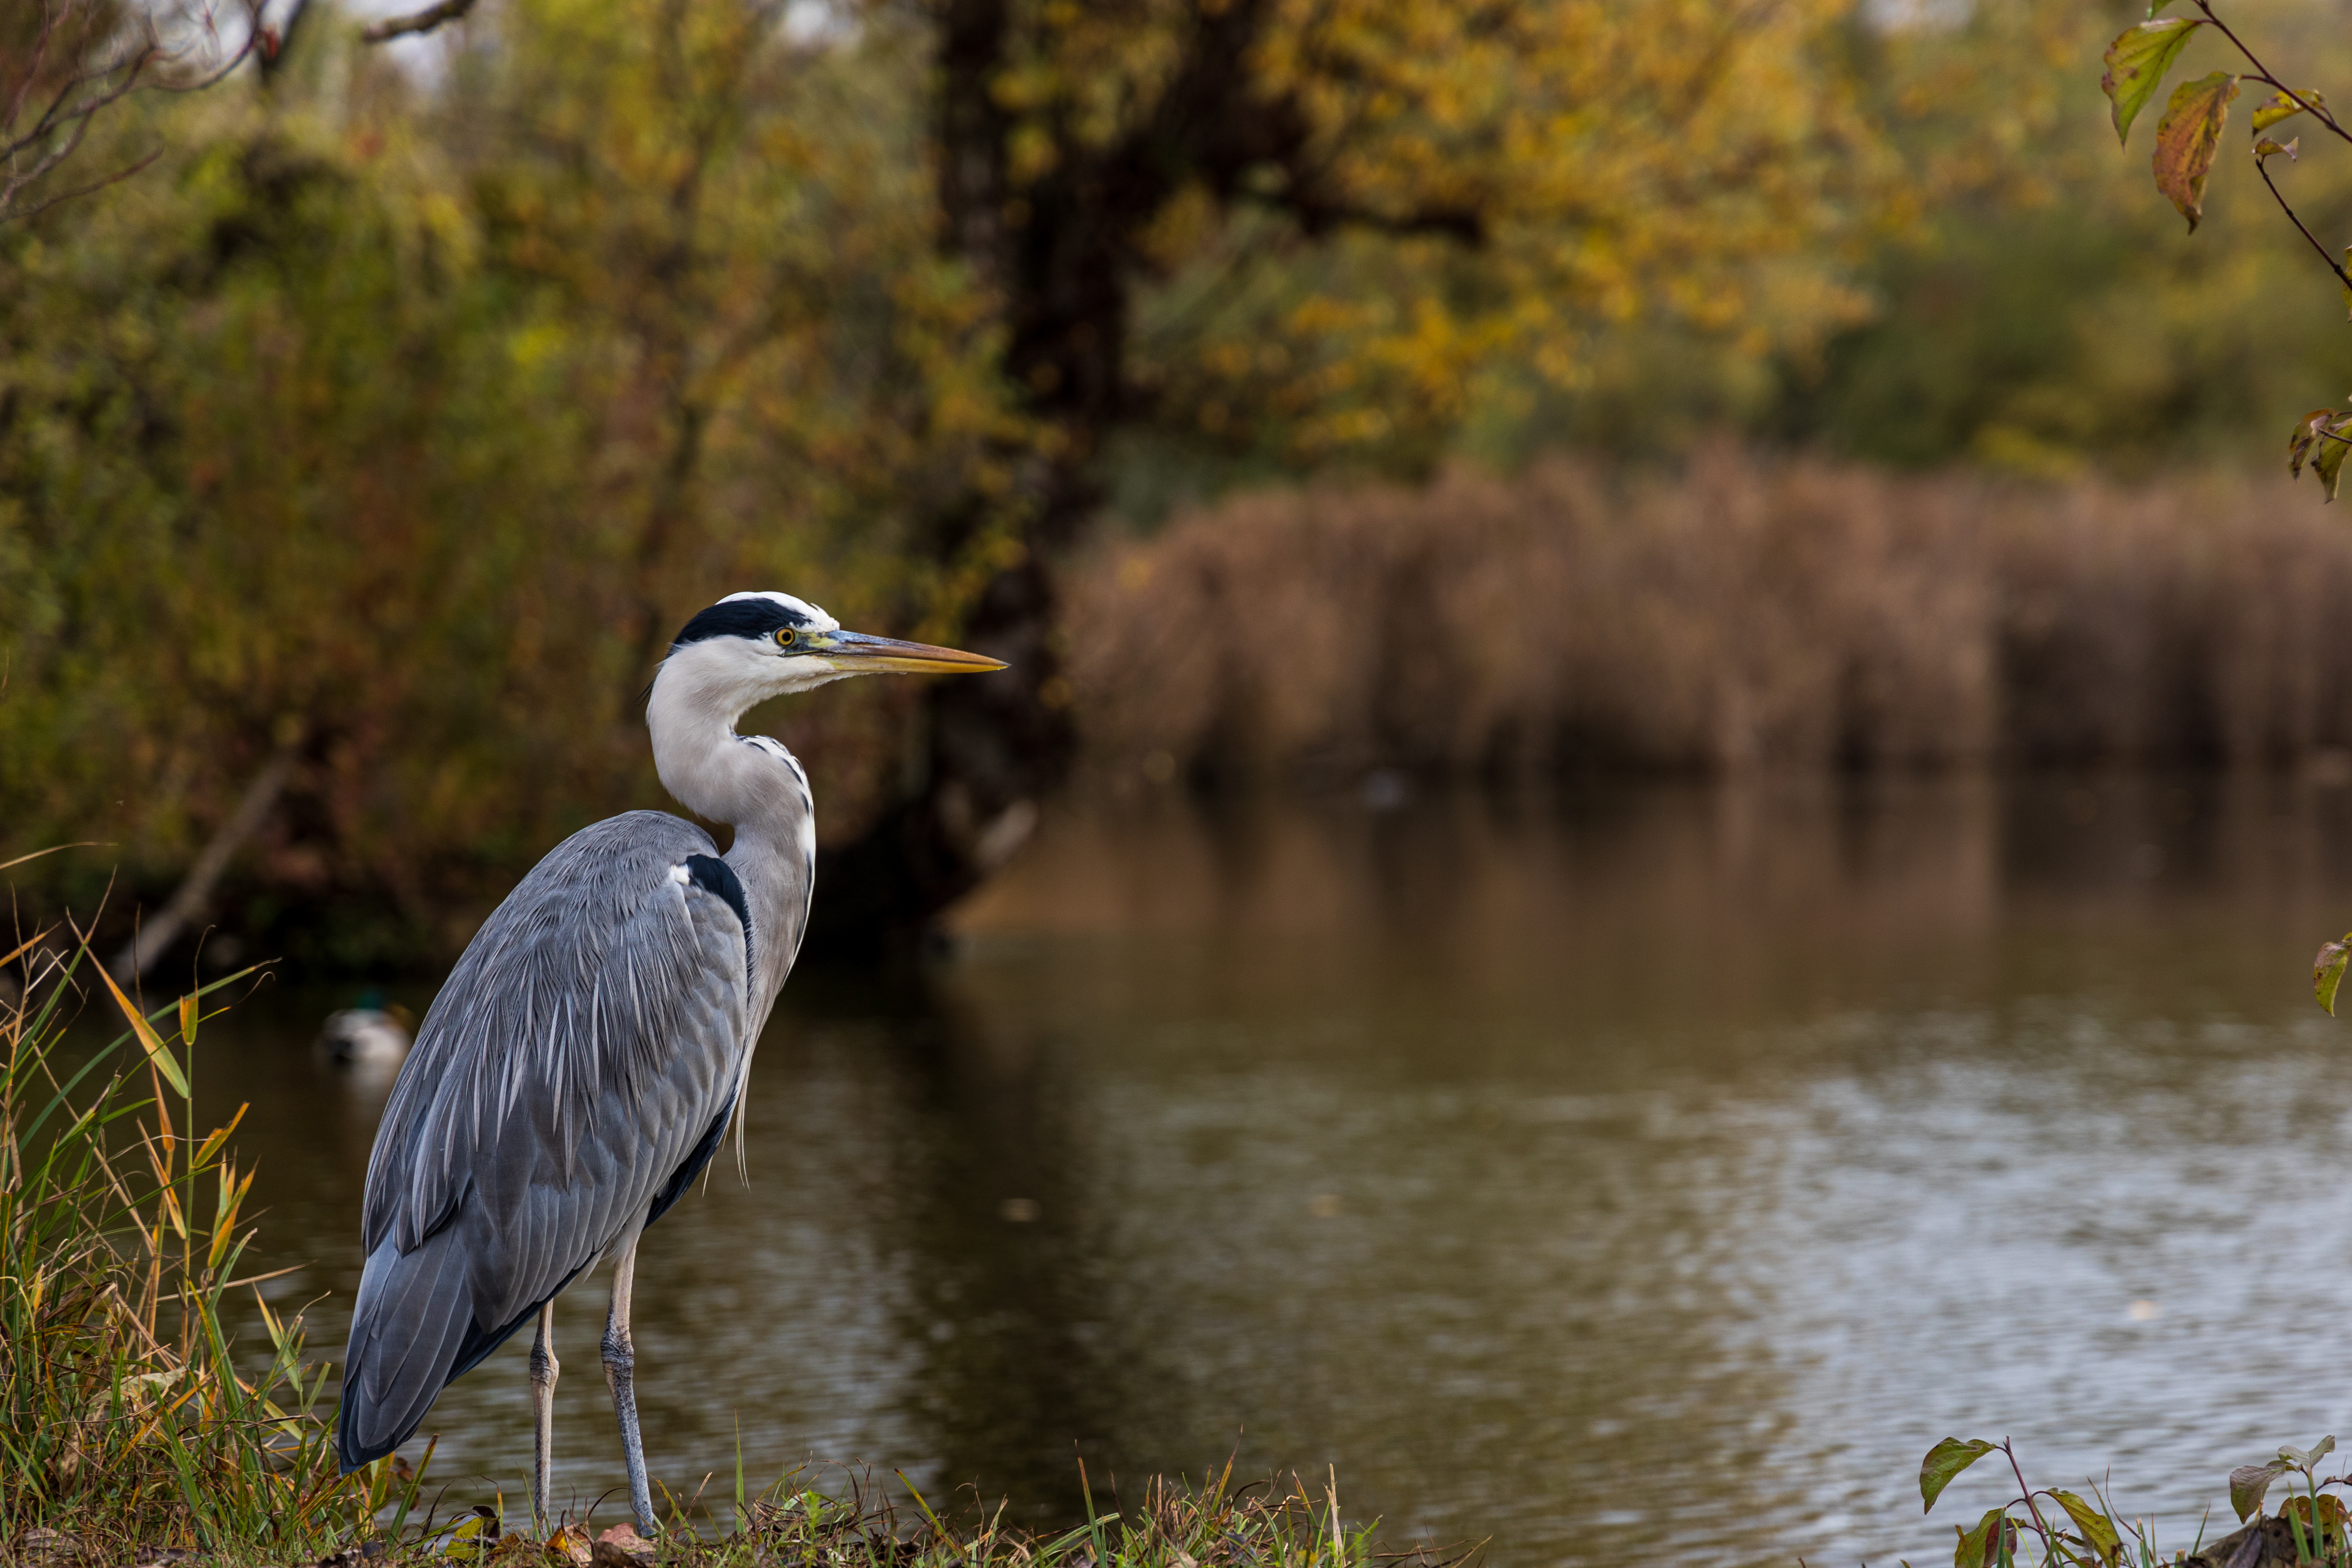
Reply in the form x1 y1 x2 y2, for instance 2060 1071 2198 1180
683 853 754 977
670 597 809 650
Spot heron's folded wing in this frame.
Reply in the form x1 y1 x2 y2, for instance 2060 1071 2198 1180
359 811 751 1326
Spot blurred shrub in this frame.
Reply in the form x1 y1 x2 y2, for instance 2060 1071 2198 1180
1069 453 2352 782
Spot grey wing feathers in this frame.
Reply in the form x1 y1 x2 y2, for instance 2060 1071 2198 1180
338 810 752 1468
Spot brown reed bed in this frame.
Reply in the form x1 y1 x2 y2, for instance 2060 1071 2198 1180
1064 453 2352 785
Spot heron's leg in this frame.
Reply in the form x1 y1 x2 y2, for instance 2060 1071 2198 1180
530 1301 559 1538
600 1233 658 1538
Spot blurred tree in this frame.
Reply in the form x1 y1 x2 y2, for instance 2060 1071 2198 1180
2 0 1901 965
796 0 1900 943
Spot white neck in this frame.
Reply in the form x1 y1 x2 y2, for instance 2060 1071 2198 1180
647 646 816 830
646 642 818 1018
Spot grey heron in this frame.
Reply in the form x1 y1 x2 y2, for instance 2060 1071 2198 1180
333 591 1005 1537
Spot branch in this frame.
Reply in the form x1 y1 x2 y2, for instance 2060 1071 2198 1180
2196 0 2352 150
0 0 262 226
359 0 477 44
1266 189 1486 246
3 145 161 223
2 0 64 141
2255 155 2352 291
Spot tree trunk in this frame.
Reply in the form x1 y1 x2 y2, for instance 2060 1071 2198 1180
808 0 1463 949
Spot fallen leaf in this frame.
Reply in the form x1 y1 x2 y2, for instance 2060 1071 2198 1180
591 1527 656 1568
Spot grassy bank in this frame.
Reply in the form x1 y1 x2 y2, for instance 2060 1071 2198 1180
1070 454 2352 786
0 914 1434 1568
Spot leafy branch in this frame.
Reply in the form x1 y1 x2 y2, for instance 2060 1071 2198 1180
1921 1437 2130 1568
1922 1434 2352 1568
2100 2 2352 501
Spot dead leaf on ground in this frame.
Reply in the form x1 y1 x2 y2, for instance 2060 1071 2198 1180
590 1527 656 1568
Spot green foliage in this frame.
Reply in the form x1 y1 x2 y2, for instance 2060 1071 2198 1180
1924 1439 1999 1513
2104 20 2204 145
0 3 1012 965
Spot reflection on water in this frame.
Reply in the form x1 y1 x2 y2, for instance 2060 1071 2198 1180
193 776 2352 1566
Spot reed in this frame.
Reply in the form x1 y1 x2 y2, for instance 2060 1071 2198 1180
1067 453 2352 785
0 870 376 1561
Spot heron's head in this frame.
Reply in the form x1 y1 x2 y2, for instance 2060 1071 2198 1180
654 591 1006 716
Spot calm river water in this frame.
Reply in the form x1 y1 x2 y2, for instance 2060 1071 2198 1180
188 775 2352 1566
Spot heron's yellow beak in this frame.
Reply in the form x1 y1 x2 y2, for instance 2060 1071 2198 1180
810 628 1006 675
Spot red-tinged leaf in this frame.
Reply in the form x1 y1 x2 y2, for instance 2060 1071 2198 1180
2252 88 2326 133
2103 19 2204 145
2231 1458 2294 1521
2317 934 2352 1014
2315 416 2352 501
2153 72 2241 232
2290 409 2336 479
1955 1509 2020 1568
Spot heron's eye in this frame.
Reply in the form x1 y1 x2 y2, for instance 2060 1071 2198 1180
774 628 797 649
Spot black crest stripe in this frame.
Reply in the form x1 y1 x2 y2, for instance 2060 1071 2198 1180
670 598 809 649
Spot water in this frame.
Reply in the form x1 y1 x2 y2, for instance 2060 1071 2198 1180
186 774 2352 1566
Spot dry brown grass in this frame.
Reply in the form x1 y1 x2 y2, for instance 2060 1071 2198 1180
1065 452 2352 782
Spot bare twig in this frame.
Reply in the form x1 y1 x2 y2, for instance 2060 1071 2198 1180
359 0 478 45
3 145 160 223
0 0 263 224
2253 156 2352 290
